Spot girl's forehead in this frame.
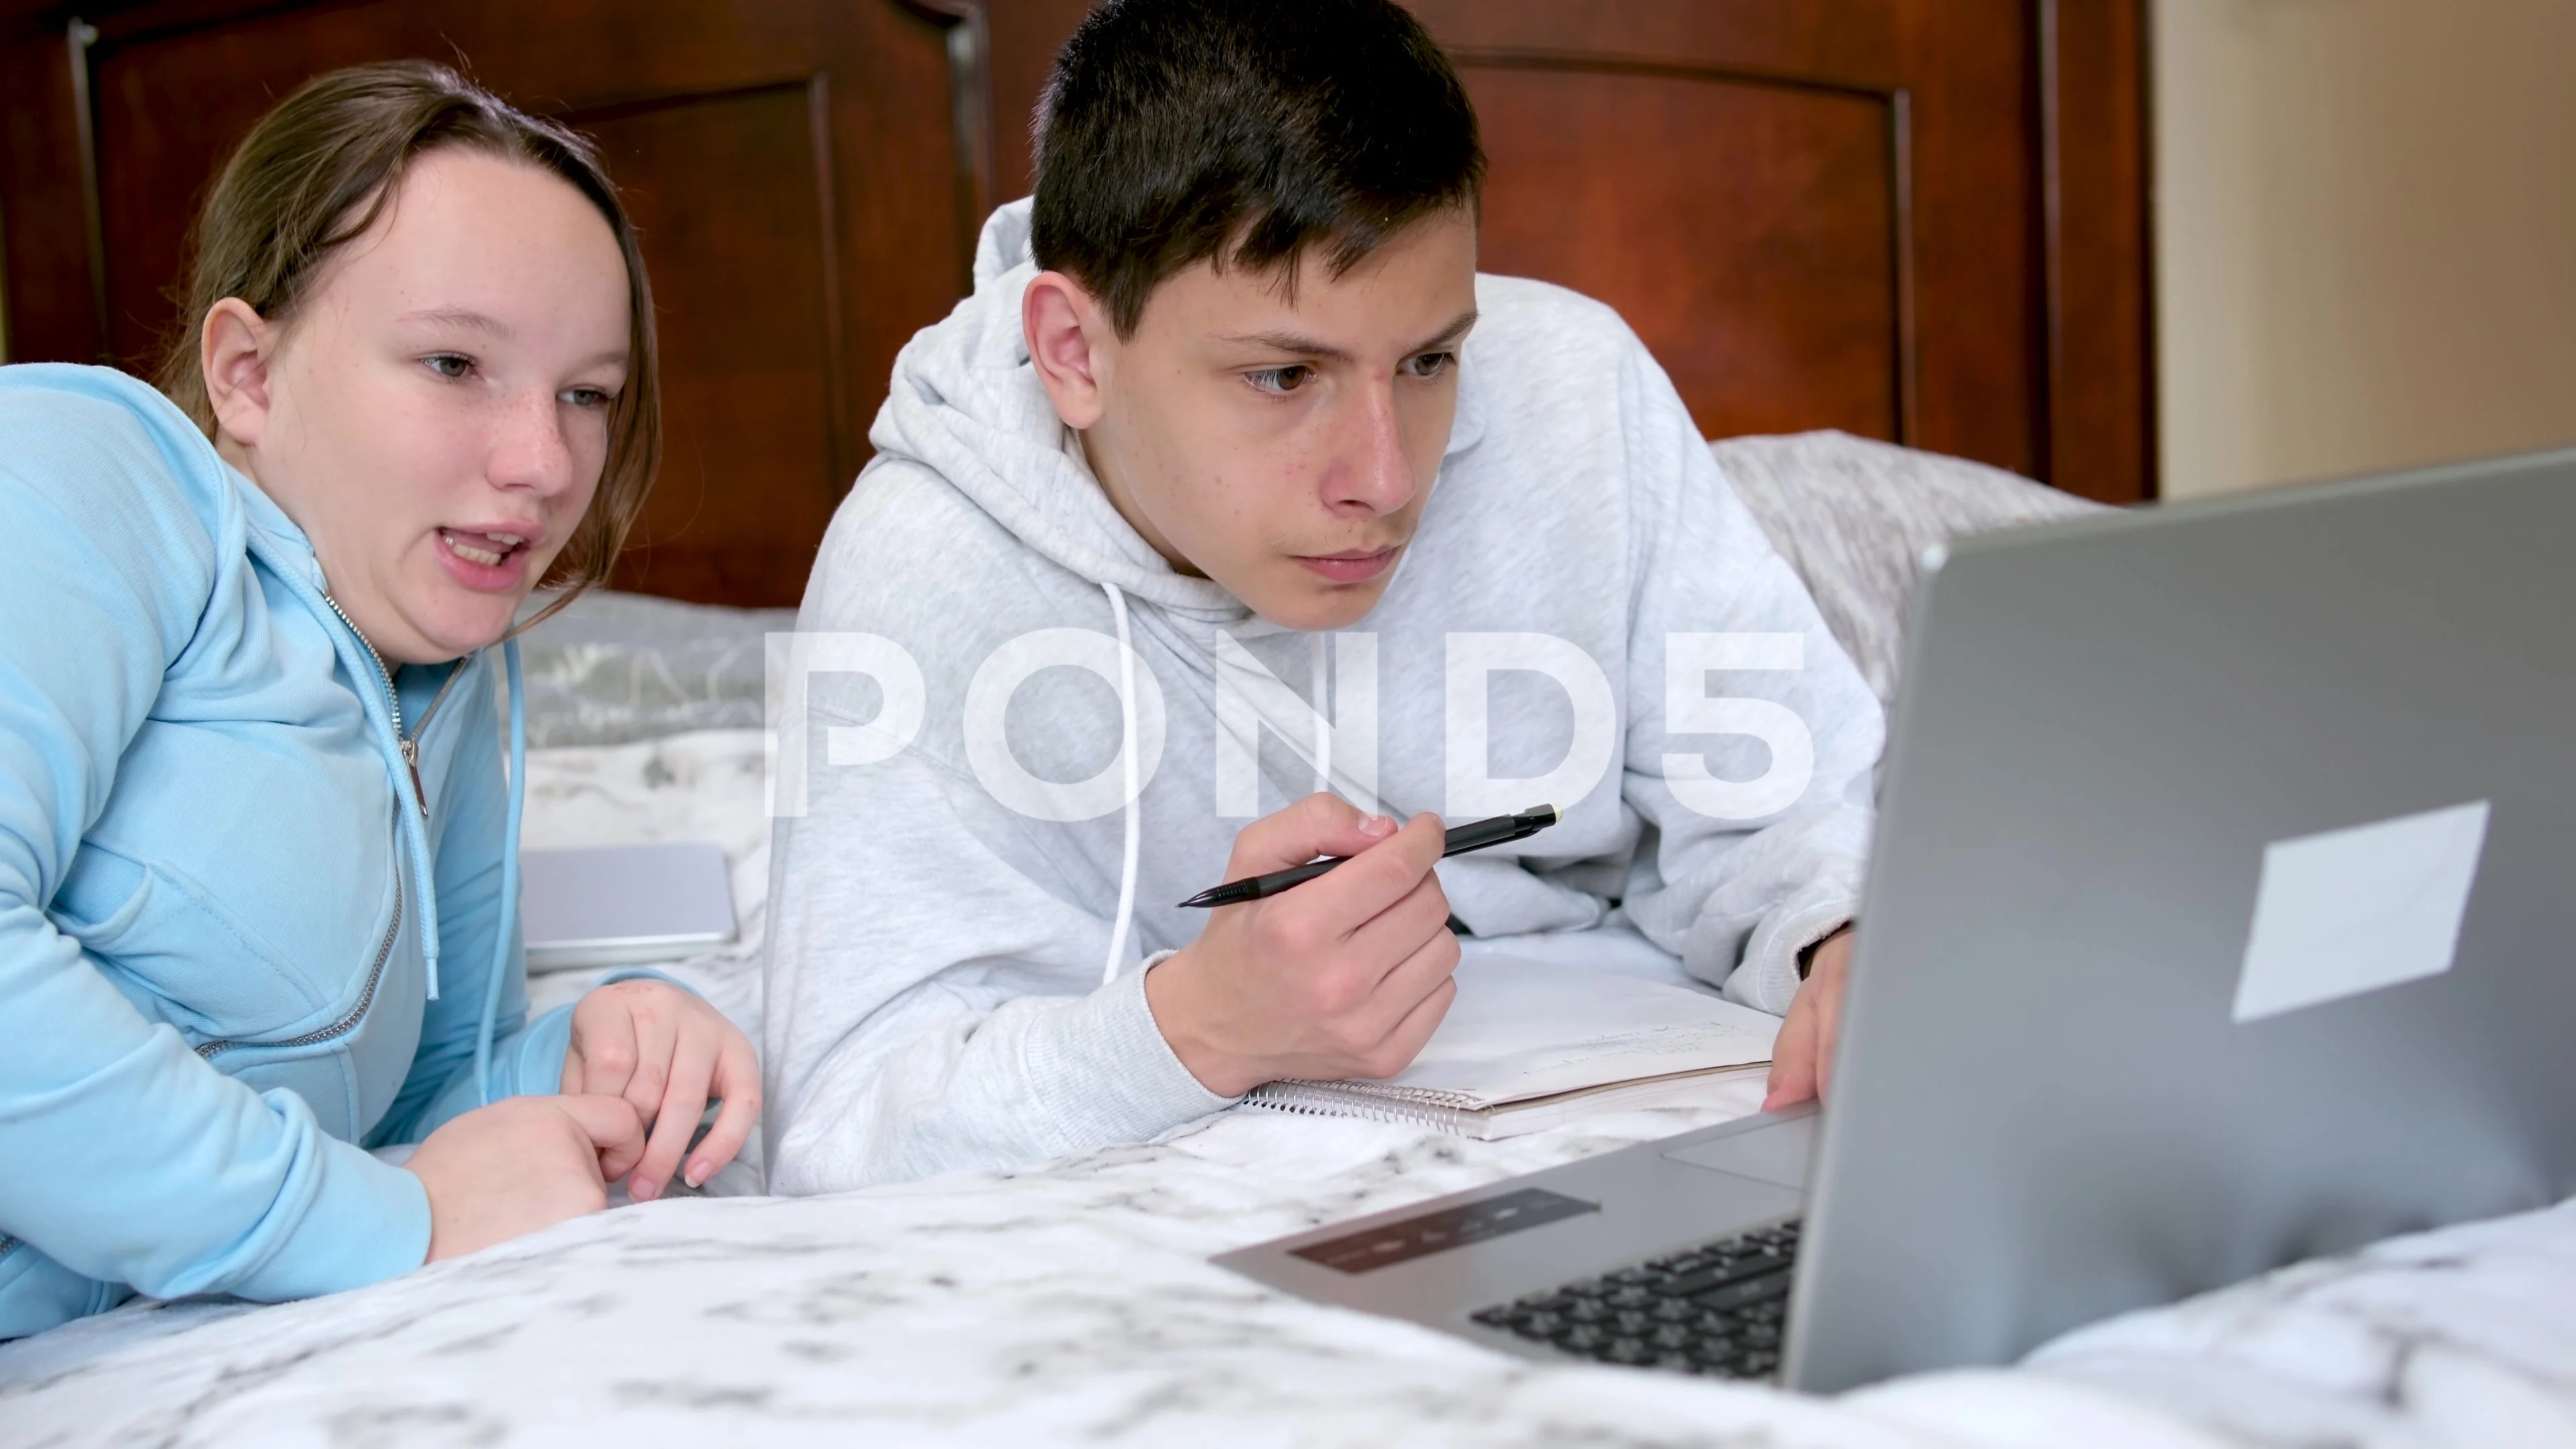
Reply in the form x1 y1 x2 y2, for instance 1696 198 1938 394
311 151 627 339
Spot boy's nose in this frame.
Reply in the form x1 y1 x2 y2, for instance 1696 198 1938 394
1327 382 1417 516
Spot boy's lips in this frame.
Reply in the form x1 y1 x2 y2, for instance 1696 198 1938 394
1291 544 1401 584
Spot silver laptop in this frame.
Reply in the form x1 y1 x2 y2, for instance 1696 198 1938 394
1216 447 2576 1393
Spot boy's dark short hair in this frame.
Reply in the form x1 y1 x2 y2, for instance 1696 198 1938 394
1030 0 1485 337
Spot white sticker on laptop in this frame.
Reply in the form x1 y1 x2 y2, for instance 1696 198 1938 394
2231 800 2490 1024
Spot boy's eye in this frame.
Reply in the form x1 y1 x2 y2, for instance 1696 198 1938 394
1246 365 1313 396
424 354 473 381
1404 351 1455 380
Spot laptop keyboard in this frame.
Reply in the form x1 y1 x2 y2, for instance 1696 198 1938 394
1467 1218 1801 1379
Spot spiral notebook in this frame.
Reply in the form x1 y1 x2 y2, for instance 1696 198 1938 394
1244 953 1780 1140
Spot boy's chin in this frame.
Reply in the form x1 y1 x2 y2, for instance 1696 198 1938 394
1241 573 1391 633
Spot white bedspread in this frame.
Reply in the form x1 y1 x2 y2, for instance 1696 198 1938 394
5 729 2568 1447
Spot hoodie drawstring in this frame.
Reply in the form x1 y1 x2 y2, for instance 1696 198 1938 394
1101 582 1142 987
476 638 527 1104
1309 632 1332 793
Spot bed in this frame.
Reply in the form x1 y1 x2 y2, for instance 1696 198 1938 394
5 435 2572 1446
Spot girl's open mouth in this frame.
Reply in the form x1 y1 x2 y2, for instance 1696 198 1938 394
439 528 526 567
435 527 538 590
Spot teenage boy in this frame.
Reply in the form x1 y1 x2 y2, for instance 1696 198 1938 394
761 0 1884 1194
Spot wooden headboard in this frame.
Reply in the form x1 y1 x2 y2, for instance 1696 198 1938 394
0 0 2149 608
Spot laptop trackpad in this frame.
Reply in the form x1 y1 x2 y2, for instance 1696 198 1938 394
1662 1116 1817 1189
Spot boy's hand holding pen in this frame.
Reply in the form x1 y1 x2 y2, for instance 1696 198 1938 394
1142 798 1562 1099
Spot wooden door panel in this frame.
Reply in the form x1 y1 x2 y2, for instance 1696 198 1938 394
1409 0 2039 478
0 30 89 360
1411 1 1904 86
1469 62 1900 443
576 84 847 602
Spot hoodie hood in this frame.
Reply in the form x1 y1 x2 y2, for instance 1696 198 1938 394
868 199 1487 627
868 200 1242 620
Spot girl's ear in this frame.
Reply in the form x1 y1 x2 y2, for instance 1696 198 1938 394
201 298 276 449
1023 270 1111 430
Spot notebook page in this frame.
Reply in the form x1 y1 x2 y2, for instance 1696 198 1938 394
1365 953 1780 1108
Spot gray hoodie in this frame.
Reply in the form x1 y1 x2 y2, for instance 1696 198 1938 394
761 202 1884 1194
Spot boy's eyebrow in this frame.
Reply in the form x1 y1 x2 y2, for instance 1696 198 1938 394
1224 307 1481 363
1414 308 1481 352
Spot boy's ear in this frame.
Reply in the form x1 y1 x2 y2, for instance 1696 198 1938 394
201 298 276 450
1024 271 1111 430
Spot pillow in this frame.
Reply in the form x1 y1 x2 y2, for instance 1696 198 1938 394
514 590 798 748
1711 430 2108 704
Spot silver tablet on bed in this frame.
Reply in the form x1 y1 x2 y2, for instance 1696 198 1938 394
519 841 737 971
1216 445 2576 1393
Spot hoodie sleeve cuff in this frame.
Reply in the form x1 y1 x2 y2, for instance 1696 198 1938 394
1717 888 1860 1016
229 1131 432 1303
1018 953 1236 1146
488 1003 577 1101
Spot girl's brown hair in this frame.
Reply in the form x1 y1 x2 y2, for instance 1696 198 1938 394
155 60 659 627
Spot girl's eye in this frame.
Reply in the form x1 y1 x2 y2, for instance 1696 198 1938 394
1246 365 1313 396
424 354 473 381
563 386 615 411
1404 351 1455 380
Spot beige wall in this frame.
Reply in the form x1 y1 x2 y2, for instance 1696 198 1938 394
2154 0 2576 498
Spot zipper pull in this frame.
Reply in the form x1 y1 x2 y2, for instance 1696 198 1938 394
399 738 428 817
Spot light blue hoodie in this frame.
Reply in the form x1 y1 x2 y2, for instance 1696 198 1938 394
0 364 574 1338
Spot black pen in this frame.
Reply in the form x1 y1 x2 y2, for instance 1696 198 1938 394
1176 804 1562 909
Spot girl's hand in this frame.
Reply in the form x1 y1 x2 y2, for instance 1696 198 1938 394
407 1094 646 1261
562 979 760 1199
